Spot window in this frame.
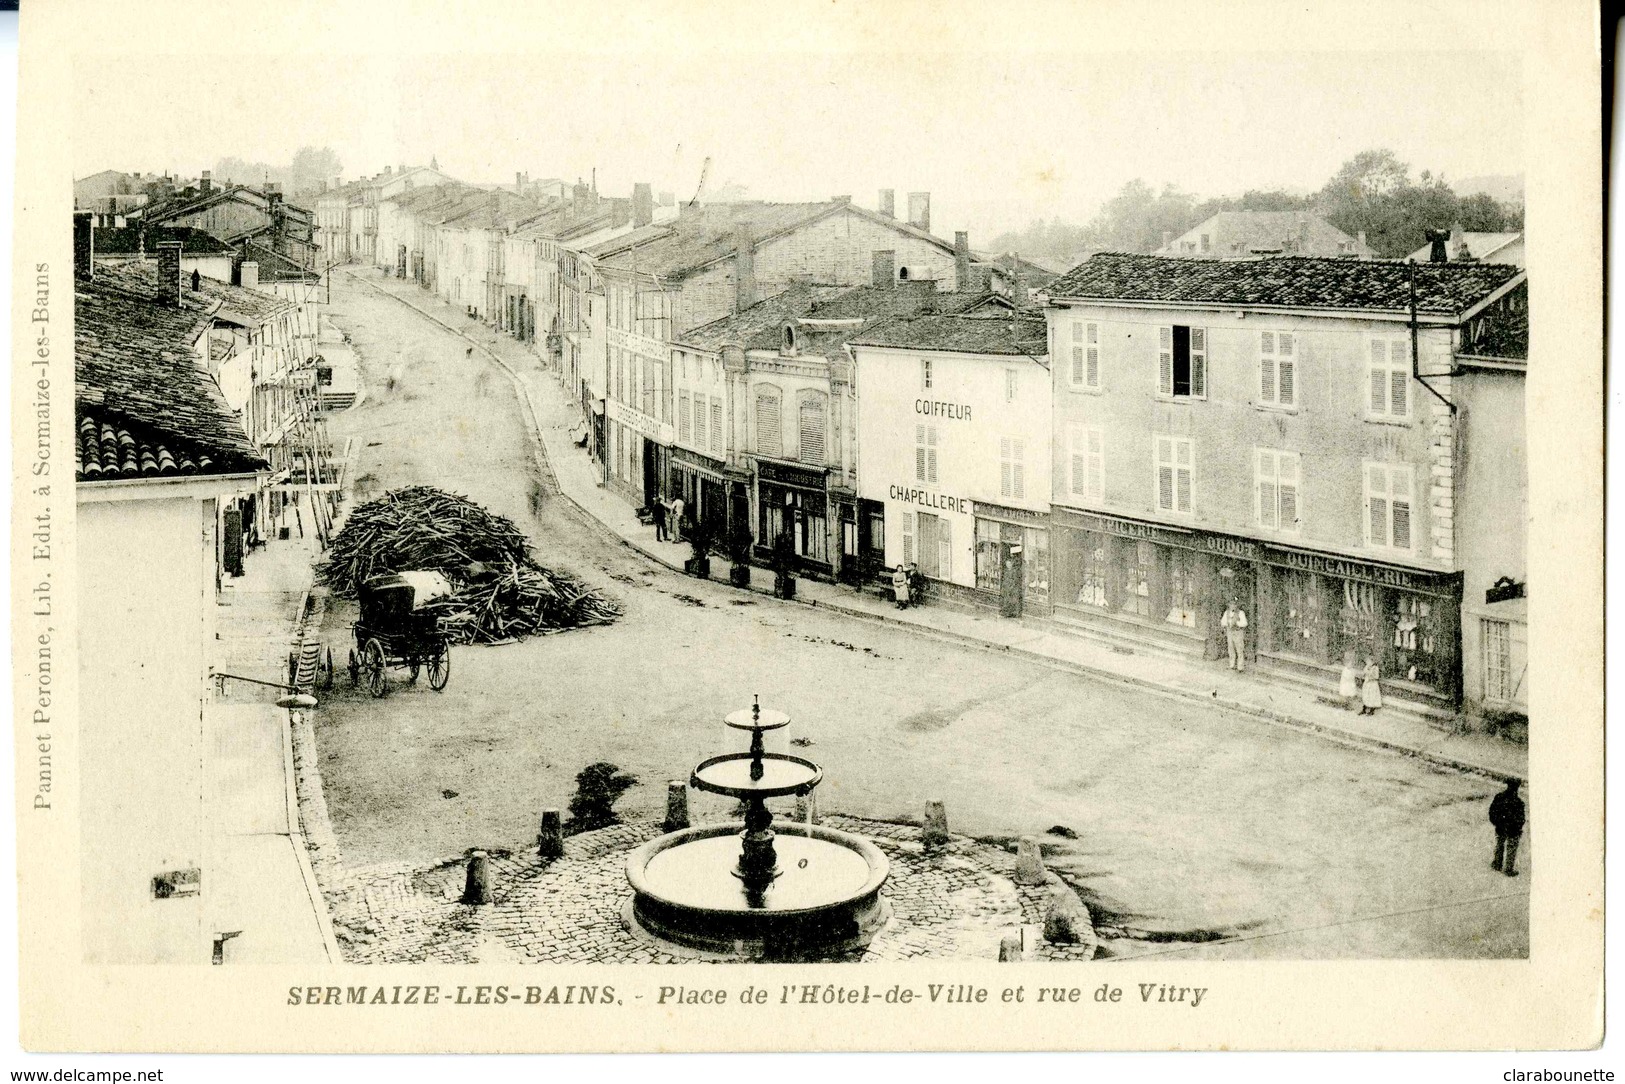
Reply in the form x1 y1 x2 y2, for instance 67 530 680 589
678 391 691 443
1200 233 1211 253
1481 618 1515 702
1068 426 1104 502
755 387 781 458
901 511 915 565
1069 321 1100 389
999 437 1026 499
798 394 826 465
914 425 939 484
1158 325 1206 399
1258 331 1297 408
1155 436 1194 514
1256 449 1301 531
1364 462 1414 550
694 394 709 450
710 399 724 456
920 358 933 390
1005 368 1019 402
1368 338 1410 420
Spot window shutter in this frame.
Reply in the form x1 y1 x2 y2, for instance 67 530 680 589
1279 359 1295 406
902 512 915 565
1369 342 1388 414
1279 454 1300 528
1069 429 1086 496
1072 321 1084 343
1000 437 1012 497
1392 468 1412 549
1389 347 1409 417
938 518 953 578
1189 328 1206 397
757 390 781 458
1071 346 1084 385
679 391 691 442
1367 465 1388 547
1012 439 1026 499
1257 450 1277 528
1261 331 1275 354
1157 438 1173 511
798 396 825 464
1176 442 1192 512
695 394 708 449
1158 326 1173 395
711 399 724 455
1086 324 1100 387
915 424 927 482
1087 428 1104 499
927 427 939 484
1260 356 1276 403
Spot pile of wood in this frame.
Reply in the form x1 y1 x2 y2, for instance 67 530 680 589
320 485 620 643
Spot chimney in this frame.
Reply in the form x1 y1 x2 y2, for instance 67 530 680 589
384 166 393 178
907 192 930 231
399 163 407 176
734 227 757 311
516 171 525 194
632 182 653 228
954 231 972 291
240 261 259 291
1011 258 1029 312
200 170 212 195
878 189 895 218
872 249 896 289
73 211 94 280
155 241 184 306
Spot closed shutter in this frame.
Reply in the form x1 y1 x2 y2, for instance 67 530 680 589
694 394 708 449
1156 437 1174 511
1369 341 1388 413
711 399 724 456
1012 439 1025 499
1175 440 1192 512
1070 322 1084 385
1158 326 1174 395
915 424 927 482
1069 428 1086 496
1189 328 1207 398
1257 449 1278 528
927 426 939 484
1000 436 1013 497
938 517 953 579
1260 331 1276 403
1278 333 1296 406
1279 453 1300 529
902 512 915 565
1389 341 1409 417
1367 465 1389 546
1086 323 1100 387
678 391 691 442
1087 428 1104 499
798 396 825 464
1391 467 1412 549
756 390 781 458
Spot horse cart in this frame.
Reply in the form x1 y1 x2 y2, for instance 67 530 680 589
347 571 453 697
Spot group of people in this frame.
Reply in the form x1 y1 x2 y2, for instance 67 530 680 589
651 495 687 544
1219 600 1385 714
891 563 922 609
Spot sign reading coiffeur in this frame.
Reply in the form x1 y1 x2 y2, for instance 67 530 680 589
915 399 972 421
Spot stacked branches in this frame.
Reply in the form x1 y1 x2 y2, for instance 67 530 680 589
320 485 620 643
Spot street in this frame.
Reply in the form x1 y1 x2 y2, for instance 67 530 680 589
313 269 1528 959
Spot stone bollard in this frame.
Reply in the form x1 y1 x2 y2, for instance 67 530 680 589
1044 882 1092 945
794 789 820 826
1013 835 1047 885
922 799 950 849
538 809 564 860
462 850 493 905
998 931 1023 962
664 781 691 833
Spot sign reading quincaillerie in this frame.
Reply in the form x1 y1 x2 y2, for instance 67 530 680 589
889 484 969 515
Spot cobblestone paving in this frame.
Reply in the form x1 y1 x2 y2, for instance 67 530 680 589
329 813 1097 964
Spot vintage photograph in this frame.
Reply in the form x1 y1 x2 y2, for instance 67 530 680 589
12 0 1603 1057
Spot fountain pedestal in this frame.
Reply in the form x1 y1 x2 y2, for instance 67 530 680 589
624 700 891 960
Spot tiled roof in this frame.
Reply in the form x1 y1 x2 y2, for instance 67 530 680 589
75 272 264 479
1045 252 1523 318
437 191 546 231
513 199 626 242
849 311 1048 356
95 225 235 255
673 285 849 352
1157 211 1375 260
240 239 321 283
76 410 240 480
98 261 292 325
594 202 848 278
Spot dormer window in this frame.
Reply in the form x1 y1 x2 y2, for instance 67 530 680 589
898 266 911 281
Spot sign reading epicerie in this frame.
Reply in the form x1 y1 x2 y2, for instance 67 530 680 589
889 485 969 514
916 399 972 421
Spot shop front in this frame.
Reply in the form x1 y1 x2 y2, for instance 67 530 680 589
755 459 833 576
972 501 1050 618
1051 508 1462 704
670 445 736 544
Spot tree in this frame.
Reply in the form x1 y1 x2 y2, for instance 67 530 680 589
290 146 343 198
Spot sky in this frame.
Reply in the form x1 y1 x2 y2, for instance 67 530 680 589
73 49 1523 242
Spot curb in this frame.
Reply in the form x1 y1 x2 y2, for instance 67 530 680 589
352 275 1525 786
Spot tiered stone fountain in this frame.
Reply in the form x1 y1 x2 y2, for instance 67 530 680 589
624 699 890 960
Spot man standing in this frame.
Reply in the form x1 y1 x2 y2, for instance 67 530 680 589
670 495 685 543
1220 599 1248 671
1489 779 1526 877
652 498 668 542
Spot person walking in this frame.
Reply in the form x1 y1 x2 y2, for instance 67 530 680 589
1220 599 1249 671
1489 779 1526 877
1358 656 1383 715
652 498 668 542
891 564 911 609
1338 649 1361 709
670 496 685 543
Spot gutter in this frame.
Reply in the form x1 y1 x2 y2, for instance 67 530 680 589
1407 260 1457 415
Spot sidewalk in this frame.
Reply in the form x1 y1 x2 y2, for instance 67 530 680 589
209 528 342 963
355 272 1528 783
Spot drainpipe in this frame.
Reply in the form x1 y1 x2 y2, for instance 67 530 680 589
1408 260 1456 415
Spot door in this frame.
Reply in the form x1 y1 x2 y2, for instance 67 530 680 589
640 438 658 509
1000 544 1024 618
916 513 941 578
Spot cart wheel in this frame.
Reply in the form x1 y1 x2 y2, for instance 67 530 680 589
347 648 360 687
408 659 421 684
363 639 389 698
321 646 336 691
427 646 450 691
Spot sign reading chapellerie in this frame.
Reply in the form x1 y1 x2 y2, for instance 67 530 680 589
889 484 969 514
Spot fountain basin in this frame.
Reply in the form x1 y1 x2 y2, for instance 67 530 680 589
626 823 890 959
690 752 822 798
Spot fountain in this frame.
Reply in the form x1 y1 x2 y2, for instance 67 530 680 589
625 698 891 960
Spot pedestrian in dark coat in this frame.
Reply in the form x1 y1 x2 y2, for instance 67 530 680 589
652 499 668 542
1489 779 1526 877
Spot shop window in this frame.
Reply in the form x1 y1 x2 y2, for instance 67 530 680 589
798 392 827 465
1337 580 1379 662
1364 462 1414 551
755 386 782 458
1258 331 1297 408
1255 449 1301 531
1000 437 1026 499
1273 569 1326 658
1390 594 1441 685
1368 339 1410 420
1120 540 1154 618
1164 549 1198 628
915 425 939 484
678 391 692 443
1073 532 1109 608
1481 618 1516 702
1158 325 1206 399
1023 526 1050 603
1155 436 1194 514
975 520 1002 592
1068 426 1104 502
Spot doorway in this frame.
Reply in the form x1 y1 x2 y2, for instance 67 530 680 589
999 543 1024 618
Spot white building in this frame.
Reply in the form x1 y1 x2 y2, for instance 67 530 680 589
850 307 1051 609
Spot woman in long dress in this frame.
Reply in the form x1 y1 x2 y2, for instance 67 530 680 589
1338 650 1360 708
1359 657 1383 715
891 565 911 609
